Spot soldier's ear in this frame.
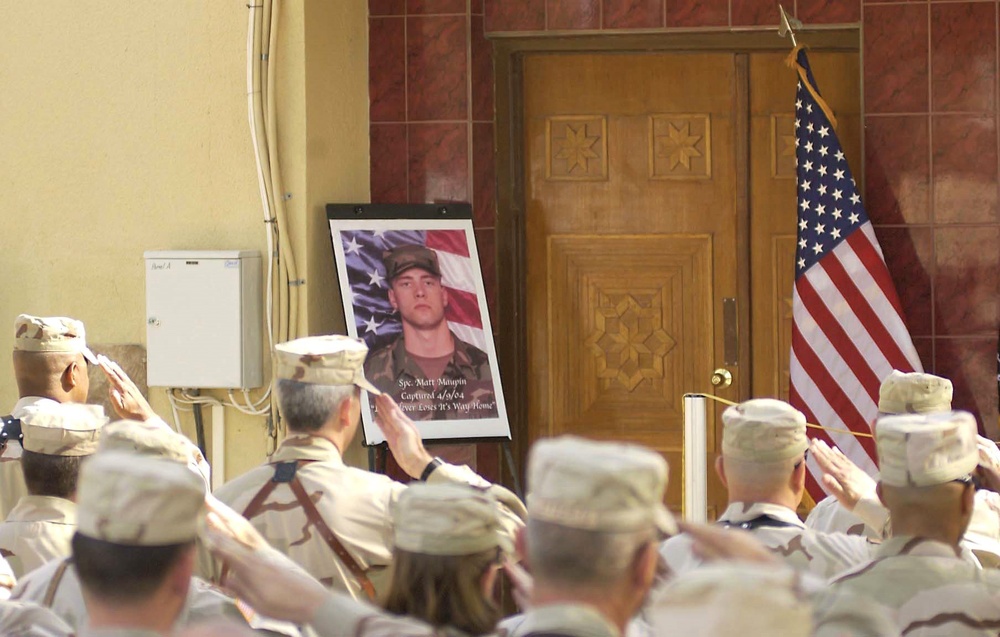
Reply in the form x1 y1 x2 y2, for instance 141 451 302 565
387 289 398 311
715 456 728 488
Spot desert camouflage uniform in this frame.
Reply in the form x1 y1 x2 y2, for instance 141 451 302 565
1 397 60 522
0 600 73 637
830 535 1000 636
497 604 620 637
0 497 75 578
364 334 498 420
661 502 878 580
213 435 525 600
12 556 291 635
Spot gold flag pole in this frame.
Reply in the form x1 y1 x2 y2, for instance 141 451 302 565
778 5 801 47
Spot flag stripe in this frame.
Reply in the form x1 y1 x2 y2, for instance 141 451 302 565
438 251 477 295
449 321 489 352
426 230 471 258
848 226 906 320
795 275 882 404
792 321 879 460
445 287 484 330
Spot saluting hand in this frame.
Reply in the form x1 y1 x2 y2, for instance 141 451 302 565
810 438 876 511
98 355 157 422
374 394 434 479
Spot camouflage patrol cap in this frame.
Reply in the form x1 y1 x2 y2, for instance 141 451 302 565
13 314 97 364
274 335 381 394
393 483 512 556
876 411 979 487
77 451 206 545
878 370 953 415
527 436 677 536
21 403 108 457
98 419 190 464
722 399 809 463
649 564 812 637
382 244 441 282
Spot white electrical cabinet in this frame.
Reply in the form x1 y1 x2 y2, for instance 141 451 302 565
144 250 263 389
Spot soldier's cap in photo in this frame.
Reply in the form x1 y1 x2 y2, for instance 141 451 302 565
722 398 808 463
393 483 513 556
76 451 206 546
876 410 978 488
526 435 677 537
21 403 108 457
274 334 381 394
13 314 98 364
382 244 441 282
878 370 953 415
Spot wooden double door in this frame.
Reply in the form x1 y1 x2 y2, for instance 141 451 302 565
520 49 860 517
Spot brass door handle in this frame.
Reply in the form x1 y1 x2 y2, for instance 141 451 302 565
711 368 733 389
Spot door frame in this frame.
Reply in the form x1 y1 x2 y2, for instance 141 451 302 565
491 30 860 484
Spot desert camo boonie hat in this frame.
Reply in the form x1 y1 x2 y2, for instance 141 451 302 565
98 419 190 464
393 483 512 556
382 245 442 282
526 436 677 537
876 411 979 487
648 564 812 637
76 451 205 545
21 403 108 457
13 314 97 364
878 370 953 415
274 335 380 394
722 398 809 463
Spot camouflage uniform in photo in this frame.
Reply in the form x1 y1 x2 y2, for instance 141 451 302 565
806 371 1000 567
829 411 1000 635
3 316 98 522
0 403 106 578
661 399 879 580
0 600 74 637
364 245 497 421
214 336 524 601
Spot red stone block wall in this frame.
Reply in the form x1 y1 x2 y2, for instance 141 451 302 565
369 0 1000 451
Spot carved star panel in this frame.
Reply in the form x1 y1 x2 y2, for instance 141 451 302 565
546 234 714 451
649 114 711 179
546 116 608 181
772 114 796 179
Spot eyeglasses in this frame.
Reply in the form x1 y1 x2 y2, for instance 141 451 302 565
794 448 810 469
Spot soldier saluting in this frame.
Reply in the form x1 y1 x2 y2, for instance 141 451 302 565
365 245 497 420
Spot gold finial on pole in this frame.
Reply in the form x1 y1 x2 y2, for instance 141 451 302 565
778 5 802 48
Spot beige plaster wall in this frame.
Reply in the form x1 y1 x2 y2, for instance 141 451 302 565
0 1 369 477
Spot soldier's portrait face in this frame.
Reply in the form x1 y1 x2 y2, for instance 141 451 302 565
388 268 448 330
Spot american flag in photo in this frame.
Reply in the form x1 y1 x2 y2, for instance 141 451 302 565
787 49 923 501
341 229 488 352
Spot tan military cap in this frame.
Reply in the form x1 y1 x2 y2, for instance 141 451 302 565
878 370 952 414
77 451 206 545
648 564 812 637
382 244 441 282
274 335 380 393
876 411 979 487
13 314 97 364
98 419 190 464
21 403 107 456
393 483 511 556
722 398 809 463
527 436 676 536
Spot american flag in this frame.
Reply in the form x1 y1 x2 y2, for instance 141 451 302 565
787 49 924 500
341 229 489 352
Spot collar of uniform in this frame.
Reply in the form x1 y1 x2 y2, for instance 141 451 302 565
718 502 806 528
388 330 479 380
10 396 61 420
6 495 77 525
512 603 622 637
876 535 961 560
268 434 345 465
79 628 163 637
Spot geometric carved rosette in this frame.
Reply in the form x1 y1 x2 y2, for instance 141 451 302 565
546 116 608 181
771 114 796 179
584 289 676 391
649 114 711 179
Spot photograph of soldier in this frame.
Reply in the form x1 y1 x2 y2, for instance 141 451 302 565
336 227 501 425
